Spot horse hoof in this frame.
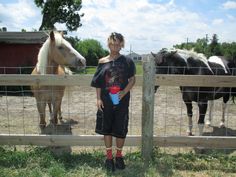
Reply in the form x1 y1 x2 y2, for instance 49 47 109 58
205 121 211 127
220 124 225 128
187 132 194 136
39 124 46 129
50 120 58 125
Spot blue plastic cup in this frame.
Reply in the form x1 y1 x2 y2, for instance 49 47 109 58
109 93 119 105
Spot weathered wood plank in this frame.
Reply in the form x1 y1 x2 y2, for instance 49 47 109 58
0 134 235 148
156 74 236 87
0 74 143 86
142 58 155 161
0 74 92 86
154 136 236 148
0 134 141 146
1 74 236 87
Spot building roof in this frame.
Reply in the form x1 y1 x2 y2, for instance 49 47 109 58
126 52 142 57
0 31 48 44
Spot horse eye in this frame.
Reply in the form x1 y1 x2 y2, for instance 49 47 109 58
58 46 64 50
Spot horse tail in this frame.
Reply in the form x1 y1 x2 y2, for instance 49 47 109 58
232 95 235 104
231 88 236 104
154 85 159 93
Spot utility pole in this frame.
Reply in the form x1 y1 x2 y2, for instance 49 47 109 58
186 37 189 49
205 34 208 43
130 44 132 55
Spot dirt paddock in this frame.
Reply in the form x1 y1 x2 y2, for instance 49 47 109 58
0 86 236 153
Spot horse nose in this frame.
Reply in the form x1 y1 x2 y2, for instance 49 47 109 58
76 57 86 67
80 57 86 66
74 57 86 70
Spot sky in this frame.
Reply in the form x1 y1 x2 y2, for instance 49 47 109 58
0 0 236 54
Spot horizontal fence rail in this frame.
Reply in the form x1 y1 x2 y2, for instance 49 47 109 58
0 74 143 86
0 134 235 148
1 74 236 87
156 74 236 87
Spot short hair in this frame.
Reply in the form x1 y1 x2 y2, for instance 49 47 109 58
107 32 125 48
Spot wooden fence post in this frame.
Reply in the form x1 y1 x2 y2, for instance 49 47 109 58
142 56 155 163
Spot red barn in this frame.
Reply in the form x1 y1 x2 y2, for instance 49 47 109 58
0 31 48 74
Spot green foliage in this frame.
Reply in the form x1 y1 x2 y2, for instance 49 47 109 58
135 62 143 75
76 39 109 66
221 42 236 59
34 0 83 31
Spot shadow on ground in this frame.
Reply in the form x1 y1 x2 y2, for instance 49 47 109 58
194 126 236 154
40 119 78 155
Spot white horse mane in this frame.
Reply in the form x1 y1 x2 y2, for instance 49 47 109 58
173 49 212 72
36 32 63 74
175 49 207 62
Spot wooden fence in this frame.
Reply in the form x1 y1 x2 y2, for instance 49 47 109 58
0 58 236 161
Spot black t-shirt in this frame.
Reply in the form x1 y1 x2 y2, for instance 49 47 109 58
91 55 136 95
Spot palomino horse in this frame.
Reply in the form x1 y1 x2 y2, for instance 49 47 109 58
31 31 86 128
152 49 236 136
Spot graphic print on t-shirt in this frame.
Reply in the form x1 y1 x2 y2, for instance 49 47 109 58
105 61 125 89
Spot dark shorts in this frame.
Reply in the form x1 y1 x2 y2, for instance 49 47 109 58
95 94 130 138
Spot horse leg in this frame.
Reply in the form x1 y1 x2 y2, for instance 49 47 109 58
58 107 62 121
185 101 193 136
206 100 214 127
49 102 62 122
197 101 208 136
221 94 229 128
51 99 62 125
48 102 53 122
36 100 46 128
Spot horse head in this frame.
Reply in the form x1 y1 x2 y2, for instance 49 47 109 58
151 49 178 74
151 49 177 92
151 48 177 65
48 31 86 71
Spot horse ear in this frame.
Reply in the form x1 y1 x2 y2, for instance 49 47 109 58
151 52 155 57
170 50 177 56
151 52 163 64
49 31 55 41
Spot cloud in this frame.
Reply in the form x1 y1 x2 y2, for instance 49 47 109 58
222 1 236 9
76 0 211 53
212 18 224 25
0 0 41 30
1 0 235 54
226 14 236 21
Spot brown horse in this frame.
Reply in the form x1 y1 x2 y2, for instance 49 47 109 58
31 31 86 129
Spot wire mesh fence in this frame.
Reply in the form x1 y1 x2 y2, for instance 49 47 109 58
0 84 143 137
0 65 236 152
154 86 236 137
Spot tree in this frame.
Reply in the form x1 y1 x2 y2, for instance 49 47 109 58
76 39 109 66
173 42 195 50
194 38 208 54
66 36 80 48
208 34 222 56
221 42 236 60
34 0 84 31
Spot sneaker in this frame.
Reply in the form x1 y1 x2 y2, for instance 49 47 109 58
105 159 115 172
115 157 125 170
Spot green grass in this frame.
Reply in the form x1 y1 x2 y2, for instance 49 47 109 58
0 146 235 177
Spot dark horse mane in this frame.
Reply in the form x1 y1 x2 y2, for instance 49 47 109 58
152 48 236 135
